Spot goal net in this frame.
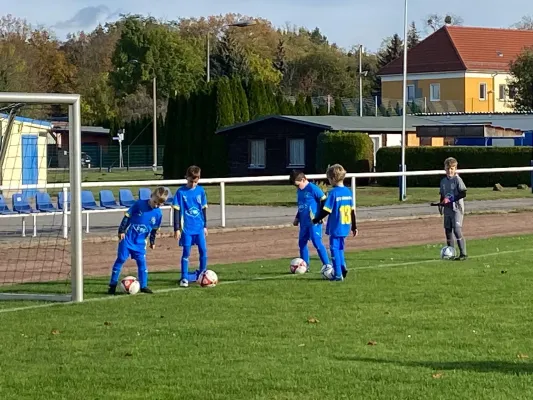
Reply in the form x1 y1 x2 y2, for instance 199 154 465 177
0 93 83 302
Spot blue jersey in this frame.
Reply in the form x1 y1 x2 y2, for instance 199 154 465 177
323 186 354 237
123 200 163 250
172 185 208 235
297 182 326 227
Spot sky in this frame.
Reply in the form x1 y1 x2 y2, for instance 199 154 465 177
4 0 532 52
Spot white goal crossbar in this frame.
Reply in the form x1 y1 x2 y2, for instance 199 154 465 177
0 92 83 303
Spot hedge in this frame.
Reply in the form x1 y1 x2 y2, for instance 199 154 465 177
316 132 374 184
376 146 533 187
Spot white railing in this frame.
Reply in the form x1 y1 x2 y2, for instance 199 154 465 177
1 165 533 237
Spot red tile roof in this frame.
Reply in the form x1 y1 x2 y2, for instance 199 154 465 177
378 26 533 76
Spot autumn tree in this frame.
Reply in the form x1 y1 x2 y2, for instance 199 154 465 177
425 13 463 33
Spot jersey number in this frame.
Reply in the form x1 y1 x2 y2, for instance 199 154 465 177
340 205 351 225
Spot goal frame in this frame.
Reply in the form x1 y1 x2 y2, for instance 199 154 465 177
0 93 83 303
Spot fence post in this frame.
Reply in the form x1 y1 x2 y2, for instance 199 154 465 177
99 146 103 172
62 187 68 239
220 181 226 228
127 146 130 171
398 164 407 201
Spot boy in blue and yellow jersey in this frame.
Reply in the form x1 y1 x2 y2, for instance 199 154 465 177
108 187 168 294
289 170 331 271
173 165 208 288
313 164 358 281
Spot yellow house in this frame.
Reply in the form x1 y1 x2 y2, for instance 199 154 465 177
378 26 533 113
0 114 51 199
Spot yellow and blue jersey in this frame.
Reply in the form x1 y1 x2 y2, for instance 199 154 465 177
123 199 163 250
323 186 353 237
297 182 326 227
172 185 208 235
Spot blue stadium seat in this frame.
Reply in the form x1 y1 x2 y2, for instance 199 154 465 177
138 187 152 201
35 192 58 212
119 189 135 207
57 191 71 210
0 195 17 215
164 187 173 206
99 190 124 209
81 190 105 210
12 193 35 214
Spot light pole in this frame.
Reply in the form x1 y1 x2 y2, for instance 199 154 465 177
128 59 158 172
400 0 409 201
206 21 255 83
358 45 368 116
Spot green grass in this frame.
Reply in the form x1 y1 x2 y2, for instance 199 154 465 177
1 235 533 399
47 168 533 208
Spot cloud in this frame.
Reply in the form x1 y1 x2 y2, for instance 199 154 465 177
52 5 121 30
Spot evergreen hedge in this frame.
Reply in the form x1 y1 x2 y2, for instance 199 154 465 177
376 146 533 187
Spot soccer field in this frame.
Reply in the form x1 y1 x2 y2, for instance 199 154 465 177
1 235 532 399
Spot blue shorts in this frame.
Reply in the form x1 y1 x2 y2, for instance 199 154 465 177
179 230 206 247
329 236 346 250
298 224 323 242
117 239 145 261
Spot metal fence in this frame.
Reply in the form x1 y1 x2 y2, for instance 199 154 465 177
48 145 165 169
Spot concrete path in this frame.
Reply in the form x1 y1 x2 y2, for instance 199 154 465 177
1 198 532 241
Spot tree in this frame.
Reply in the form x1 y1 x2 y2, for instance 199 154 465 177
407 22 420 49
272 39 287 76
309 27 328 45
512 15 533 30
509 47 533 111
378 34 403 68
425 13 463 33
209 31 250 81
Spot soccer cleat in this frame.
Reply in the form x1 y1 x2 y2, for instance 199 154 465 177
140 287 154 294
179 279 189 288
108 284 117 295
331 275 344 282
342 268 349 279
454 254 468 261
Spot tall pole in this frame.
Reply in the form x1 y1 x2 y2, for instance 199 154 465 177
206 34 210 83
152 76 157 172
359 45 363 117
400 0 408 201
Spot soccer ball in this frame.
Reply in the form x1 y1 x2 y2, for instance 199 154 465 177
120 276 140 295
320 264 334 280
440 246 456 260
197 270 218 287
289 258 308 274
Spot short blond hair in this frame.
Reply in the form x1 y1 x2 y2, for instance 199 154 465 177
326 164 346 184
152 186 170 204
444 157 458 168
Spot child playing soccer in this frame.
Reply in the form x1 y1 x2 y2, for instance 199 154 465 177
173 165 208 287
312 164 358 281
439 157 467 260
108 186 169 295
289 170 331 271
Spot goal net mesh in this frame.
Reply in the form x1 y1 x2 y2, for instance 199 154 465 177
0 102 72 301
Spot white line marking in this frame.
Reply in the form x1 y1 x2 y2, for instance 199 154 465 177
0 246 530 314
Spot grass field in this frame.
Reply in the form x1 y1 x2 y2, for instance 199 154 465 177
47 168 533 208
1 234 532 399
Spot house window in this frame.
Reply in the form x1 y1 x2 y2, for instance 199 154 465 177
249 139 265 168
430 84 440 101
407 85 415 101
288 138 305 167
498 84 506 101
419 137 431 146
444 137 454 146
508 85 517 100
479 83 487 100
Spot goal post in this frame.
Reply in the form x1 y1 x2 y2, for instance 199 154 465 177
0 92 83 303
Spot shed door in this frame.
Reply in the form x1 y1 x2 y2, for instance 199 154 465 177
21 135 38 198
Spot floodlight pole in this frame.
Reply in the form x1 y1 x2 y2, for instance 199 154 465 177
359 45 363 117
152 76 157 172
400 0 409 201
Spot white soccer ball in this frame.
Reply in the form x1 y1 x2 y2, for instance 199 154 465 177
197 270 218 287
320 264 334 280
289 257 308 274
440 246 456 260
120 276 140 295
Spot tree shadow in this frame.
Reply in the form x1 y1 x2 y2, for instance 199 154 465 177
336 356 533 375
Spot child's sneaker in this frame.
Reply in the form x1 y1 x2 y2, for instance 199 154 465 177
107 284 117 295
342 268 349 279
140 287 154 294
331 275 344 282
454 254 468 261
179 279 189 288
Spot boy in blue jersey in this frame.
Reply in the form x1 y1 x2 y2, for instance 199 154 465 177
173 165 208 288
313 164 358 281
107 186 169 295
289 170 331 271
